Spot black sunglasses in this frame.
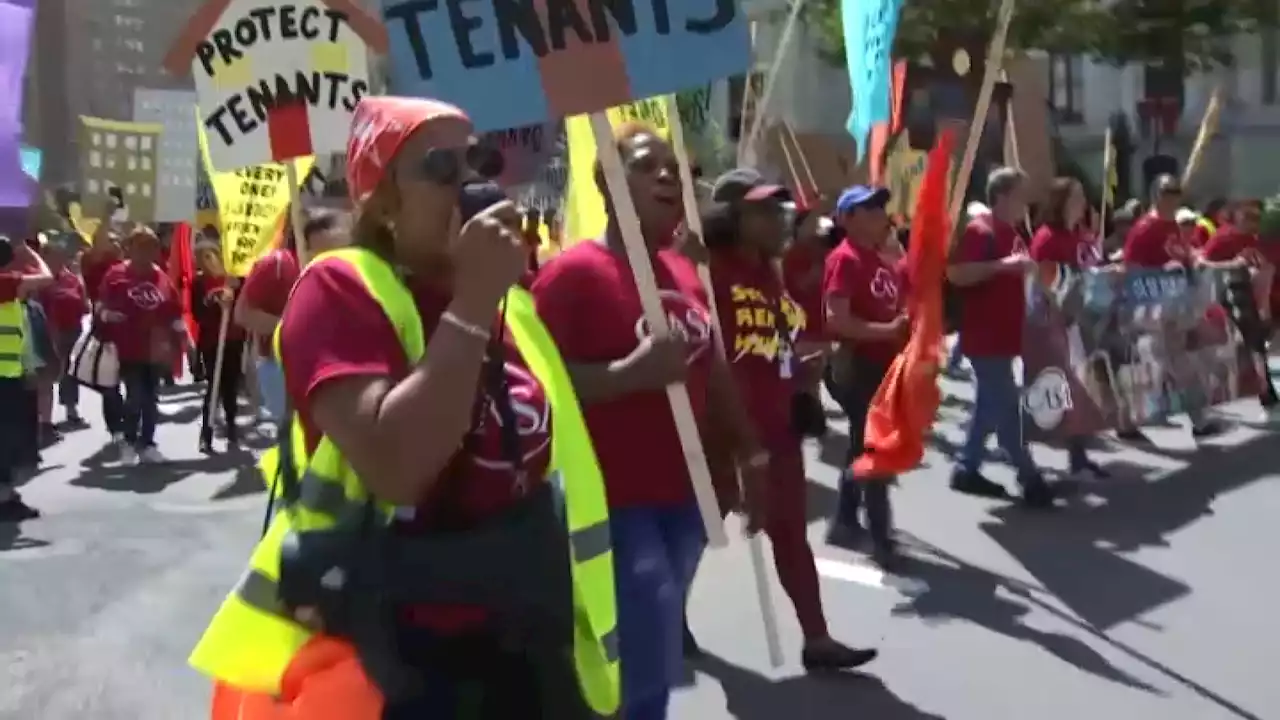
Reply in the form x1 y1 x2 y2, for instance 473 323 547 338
408 148 465 186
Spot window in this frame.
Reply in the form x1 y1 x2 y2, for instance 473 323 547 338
126 182 137 195
105 155 116 169
124 136 136 150
141 156 152 171
87 178 100 193
1264 26 1278 105
89 150 101 168
1048 54 1084 123
123 39 144 53
126 155 137 170
141 183 152 197
91 132 101 147
140 136 152 151
105 134 117 149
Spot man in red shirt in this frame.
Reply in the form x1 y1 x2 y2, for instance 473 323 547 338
822 184 908 552
947 168 1053 507
1122 175 1227 438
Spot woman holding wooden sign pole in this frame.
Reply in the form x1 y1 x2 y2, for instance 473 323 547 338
533 125 770 720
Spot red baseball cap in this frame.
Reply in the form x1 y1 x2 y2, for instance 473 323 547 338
345 97 473 205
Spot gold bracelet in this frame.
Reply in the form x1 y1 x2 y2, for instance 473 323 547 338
440 311 490 341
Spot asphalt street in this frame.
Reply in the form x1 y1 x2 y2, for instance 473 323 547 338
4 363 1280 720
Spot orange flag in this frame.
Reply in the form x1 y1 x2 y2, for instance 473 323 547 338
853 128 956 477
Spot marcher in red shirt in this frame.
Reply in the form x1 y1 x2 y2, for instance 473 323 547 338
782 204 831 437
0 238 53 522
703 169 876 670
947 167 1053 506
191 243 246 453
532 127 773 717
1030 177 1108 477
235 207 347 423
264 97 574 717
821 184 911 550
1201 200 1279 412
96 226 184 464
1122 174 1226 438
80 228 122 306
36 237 90 428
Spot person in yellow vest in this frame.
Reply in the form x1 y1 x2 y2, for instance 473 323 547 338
190 96 620 719
0 236 53 521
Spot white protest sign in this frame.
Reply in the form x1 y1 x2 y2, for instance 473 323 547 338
164 0 387 172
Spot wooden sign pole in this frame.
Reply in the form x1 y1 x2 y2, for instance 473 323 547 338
588 113 730 549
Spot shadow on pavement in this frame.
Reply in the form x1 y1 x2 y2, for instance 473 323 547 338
692 653 946 720
71 450 254 494
0 524 51 552
212 463 267 501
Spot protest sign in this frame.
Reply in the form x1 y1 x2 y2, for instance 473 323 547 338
134 89 201 222
198 119 313 276
78 117 163 223
379 0 750 132
842 0 903 161
19 145 39 182
0 0 34 208
479 121 561 188
195 159 220 234
1022 265 1267 438
164 0 387 172
563 97 671 242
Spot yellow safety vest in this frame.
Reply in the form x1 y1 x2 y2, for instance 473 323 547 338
1197 217 1217 238
0 300 24 379
189 247 620 715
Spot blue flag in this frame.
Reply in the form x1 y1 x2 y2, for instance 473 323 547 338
842 0 903 163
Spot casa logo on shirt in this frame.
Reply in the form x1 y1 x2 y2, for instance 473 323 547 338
1163 229 1192 261
633 289 713 364
127 282 164 310
1023 367 1074 430
1077 241 1102 267
728 284 804 363
870 267 899 302
470 361 552 472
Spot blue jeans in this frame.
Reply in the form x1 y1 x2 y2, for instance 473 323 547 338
119 362 161 448
961 356 1036 478
255 358 286 421
611 503 706 720
55 329 80 410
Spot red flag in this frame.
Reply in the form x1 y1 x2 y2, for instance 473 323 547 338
167 222 197 375
853 129 956 477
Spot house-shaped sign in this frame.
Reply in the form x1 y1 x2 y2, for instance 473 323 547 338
164 0 388 173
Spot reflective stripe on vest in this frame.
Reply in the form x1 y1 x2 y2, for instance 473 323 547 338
0 301 24 378
189 248 620 713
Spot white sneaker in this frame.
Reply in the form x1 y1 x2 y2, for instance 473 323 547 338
120 445 140 466
112 433 125 446
139 447 166 464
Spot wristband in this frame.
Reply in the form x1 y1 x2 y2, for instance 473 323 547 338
441 311 490 341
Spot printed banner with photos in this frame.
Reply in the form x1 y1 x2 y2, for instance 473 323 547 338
1021 264 1271 438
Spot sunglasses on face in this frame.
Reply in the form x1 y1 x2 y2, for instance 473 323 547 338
406 148 466 186
625 147 678 178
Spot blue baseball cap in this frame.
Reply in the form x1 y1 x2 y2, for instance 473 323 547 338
836 185 891 214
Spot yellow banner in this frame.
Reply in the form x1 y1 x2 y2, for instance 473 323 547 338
563 97 672 243
197 117 313 277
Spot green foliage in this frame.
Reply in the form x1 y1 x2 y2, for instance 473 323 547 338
804 0 1276 72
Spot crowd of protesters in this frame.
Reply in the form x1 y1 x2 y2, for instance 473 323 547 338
2 114 1278 719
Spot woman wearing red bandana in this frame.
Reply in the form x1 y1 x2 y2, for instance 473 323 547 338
198 97 614 720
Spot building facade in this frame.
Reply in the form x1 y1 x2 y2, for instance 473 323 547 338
29 0 200 186
78 116 162 223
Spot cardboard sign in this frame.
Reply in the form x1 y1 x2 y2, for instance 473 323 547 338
379 0 750 132
479 121 561 188
1022 265 1265 437
198 118 313 275
165 0 388 172
78 116 163 223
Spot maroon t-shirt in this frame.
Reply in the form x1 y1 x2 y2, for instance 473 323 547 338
1123 213 1192 267
822 237 905 363
96 261 182 364
954 217 1025 358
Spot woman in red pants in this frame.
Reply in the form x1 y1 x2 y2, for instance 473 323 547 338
697 168 877 671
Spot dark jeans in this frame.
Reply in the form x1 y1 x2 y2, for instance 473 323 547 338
55 328 81 410
823 353 893 536
119 361 162 448
100 385 125 436
0 377 38 487
199 339 244 443
962 356 1036 480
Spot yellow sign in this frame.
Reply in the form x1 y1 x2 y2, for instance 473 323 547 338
563 97 673 243
197 116 313 277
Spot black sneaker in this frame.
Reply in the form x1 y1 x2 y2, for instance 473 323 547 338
1019 479 1057 509
1191 420 1227 439
1115 428 1152 443
0 496 40 522
1069 459 1110 479
825 520 865 549
801 640 878 673
949 469 1010 498
682 619 704 658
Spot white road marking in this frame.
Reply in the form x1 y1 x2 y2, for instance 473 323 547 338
815 557 930 595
